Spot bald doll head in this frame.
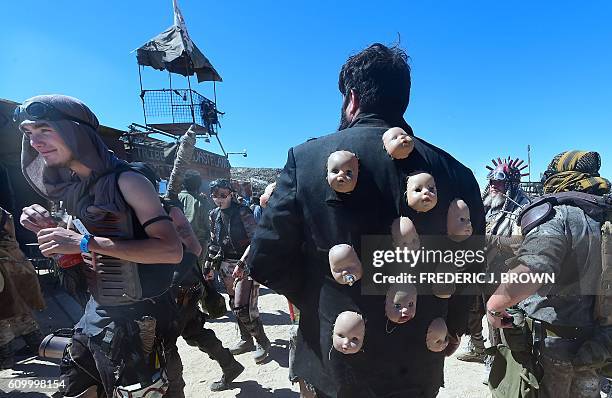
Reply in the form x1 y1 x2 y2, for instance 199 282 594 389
426 318 449 352
329 244 363 286
333 311 365 354
327 151 359 193
406 172 437 213
447 198 472 242
382 127 414 160
385 283 418 324
391 217 420 250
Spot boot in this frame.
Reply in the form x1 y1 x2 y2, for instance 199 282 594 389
210 358 244 391
0 342 15 370
252 318 271 364
456 337 486 364
22 329 44 355
229 321 254 355
206 339 245 391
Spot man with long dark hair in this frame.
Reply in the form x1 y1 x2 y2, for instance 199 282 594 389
248 44 486 397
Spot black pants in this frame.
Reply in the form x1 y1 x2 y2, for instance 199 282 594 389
60 332 112 397
179 299 227 353
61 296 178 398
164 292 234 397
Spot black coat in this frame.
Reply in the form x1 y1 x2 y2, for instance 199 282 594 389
249 113 486 398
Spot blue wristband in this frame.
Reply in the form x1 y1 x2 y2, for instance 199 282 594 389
80 234 93 253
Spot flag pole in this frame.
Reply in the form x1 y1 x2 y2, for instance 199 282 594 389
527 145 531 183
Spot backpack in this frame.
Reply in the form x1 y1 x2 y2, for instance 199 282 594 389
518 191 612 325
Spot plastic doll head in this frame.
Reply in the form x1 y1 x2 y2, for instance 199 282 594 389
382 127 414 160
432 263 456 298
426 318 449 352
327 151 359 193
391 217 420 250
385 284 418 324
447 198 472 242
432 283 455 299
329 244 362 286
406 172 437 213
332 311 365 354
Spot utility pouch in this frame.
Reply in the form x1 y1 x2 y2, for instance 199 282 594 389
488 321 543 398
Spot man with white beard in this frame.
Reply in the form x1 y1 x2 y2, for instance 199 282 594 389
458 157 530 372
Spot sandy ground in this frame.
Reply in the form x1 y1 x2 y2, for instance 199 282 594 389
0 278 603 398
3 286 605 397
0 286 491 398
178 287 491 398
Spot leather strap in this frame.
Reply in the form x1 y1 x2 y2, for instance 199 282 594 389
526 318 593 339
141 215 172 229
518 192 612 235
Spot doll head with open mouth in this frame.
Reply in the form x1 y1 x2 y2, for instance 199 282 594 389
385 283 418 324
382 127 414 160
406 172 437 213
327 151 359 193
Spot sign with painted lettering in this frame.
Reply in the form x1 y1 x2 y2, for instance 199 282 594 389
129 143 230 182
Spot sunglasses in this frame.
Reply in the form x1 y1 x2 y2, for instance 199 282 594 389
13 101 97 131
212 193 230 199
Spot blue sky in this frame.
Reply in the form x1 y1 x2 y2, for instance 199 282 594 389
3 0 611 189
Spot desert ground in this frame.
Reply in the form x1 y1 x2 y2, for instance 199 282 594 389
0 279 495 397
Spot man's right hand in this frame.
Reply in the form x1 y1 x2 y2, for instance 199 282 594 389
20 204 56 234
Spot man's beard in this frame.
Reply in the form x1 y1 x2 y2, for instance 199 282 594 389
338 96 351 130
483 192 506 210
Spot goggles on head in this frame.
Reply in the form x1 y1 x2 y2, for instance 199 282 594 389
486 157 528 184
489 170 508 182
488 164 519 183
13 101 97 131
209 179 234 194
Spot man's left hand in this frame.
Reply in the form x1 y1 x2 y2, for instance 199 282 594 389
37 227 83 257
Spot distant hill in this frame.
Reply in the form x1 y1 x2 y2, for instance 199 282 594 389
231 167 282 194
